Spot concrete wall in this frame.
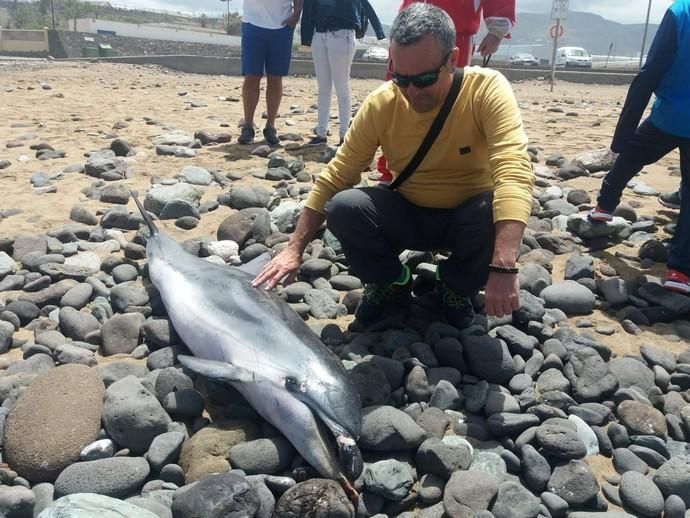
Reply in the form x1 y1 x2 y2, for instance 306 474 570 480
0 29 49 54
70 55 635 86
75 18 241 47
48 30 239 59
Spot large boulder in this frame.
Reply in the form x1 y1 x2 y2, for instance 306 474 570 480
4 364 104 482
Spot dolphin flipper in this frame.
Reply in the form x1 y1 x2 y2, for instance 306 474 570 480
178 355 256 384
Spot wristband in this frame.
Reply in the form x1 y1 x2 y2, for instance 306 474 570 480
488 264 519 274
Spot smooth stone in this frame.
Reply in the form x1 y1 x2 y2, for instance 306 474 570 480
443 470 498 516
102 376 172 454
654 455 690 506
491 481 541 518
619 471 664 517
540 281 595 315
364 459 415 501
4 364 104 482
54 456 151 498
37 493 158 517
547 459 600 507
272 479 352 517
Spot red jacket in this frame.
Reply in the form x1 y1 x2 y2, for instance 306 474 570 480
398 0 514 36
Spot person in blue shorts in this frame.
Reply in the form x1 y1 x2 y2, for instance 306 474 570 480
238 0 303 146
589 0 690 295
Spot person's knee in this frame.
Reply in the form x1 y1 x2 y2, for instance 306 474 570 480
326 189 370 231
243 74 262 86
266 75 283 87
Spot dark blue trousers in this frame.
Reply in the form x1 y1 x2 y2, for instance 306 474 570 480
326 187 495 296
597 118 690 275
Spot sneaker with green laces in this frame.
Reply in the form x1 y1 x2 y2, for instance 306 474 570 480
355 266 412 326
437 279 476 330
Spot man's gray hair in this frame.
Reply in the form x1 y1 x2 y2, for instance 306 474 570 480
389 3 456 58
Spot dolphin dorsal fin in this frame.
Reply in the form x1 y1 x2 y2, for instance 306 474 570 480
235 252 272 278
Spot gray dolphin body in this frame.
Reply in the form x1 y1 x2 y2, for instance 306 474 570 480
132 196 362 492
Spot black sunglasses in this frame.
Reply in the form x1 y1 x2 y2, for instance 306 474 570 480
389 52 452 89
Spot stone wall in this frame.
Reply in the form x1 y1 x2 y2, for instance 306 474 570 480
48 30 240 59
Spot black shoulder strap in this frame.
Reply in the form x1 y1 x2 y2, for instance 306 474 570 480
387 67 464 191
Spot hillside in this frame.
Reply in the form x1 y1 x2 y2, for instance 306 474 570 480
509 11 658 57
367 11 658 58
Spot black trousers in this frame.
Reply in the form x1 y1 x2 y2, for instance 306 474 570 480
326 187 495 296
598 119 690 275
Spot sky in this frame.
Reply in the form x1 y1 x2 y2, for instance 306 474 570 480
120 0 673 26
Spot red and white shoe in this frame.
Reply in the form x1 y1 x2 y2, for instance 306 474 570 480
588 205 614 223
663 269 690 295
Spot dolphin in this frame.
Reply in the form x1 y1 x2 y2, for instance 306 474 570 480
131 194 363 496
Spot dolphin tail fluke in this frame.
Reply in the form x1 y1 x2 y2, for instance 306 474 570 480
130 189 159 237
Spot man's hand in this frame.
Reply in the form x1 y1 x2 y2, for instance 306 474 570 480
478 33 502 56
252 246 302 290
283 12 301 28
484 272 519 317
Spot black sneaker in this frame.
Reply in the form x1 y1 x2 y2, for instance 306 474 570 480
263 126 280 146
659 190 681 209
237 125 255 145
437 280 476 330
307 136 327 146
355 270 412 326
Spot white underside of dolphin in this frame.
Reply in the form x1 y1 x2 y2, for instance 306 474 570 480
131 193 362 493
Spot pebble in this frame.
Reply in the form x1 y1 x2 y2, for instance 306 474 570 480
36 493 159 517
54 456 150 498
619 471 664 517
364 459 415 501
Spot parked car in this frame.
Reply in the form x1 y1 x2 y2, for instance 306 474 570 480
555 47 592 68
362 46 389 62
509 53 539 66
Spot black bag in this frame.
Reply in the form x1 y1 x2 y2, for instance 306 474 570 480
387 68 464 191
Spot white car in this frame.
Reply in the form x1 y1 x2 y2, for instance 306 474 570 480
555 47 592 68
362 46 389 62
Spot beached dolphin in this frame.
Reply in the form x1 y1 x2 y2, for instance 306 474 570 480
131 194 363 495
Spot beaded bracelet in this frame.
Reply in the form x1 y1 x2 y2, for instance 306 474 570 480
488 264 519 274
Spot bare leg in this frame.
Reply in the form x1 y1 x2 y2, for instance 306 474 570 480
265 74 283 128
242 74 262 127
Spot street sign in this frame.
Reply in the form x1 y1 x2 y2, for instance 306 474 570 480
549 23 565 39
551 0 569 20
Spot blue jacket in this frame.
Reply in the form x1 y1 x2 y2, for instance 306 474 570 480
300 0 386 46
612 0 690 150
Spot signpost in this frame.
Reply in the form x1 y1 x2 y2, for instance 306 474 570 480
639 0 652 69
549 0 568 92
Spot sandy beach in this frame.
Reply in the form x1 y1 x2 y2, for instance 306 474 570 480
0 60 682 348
0 59 687 516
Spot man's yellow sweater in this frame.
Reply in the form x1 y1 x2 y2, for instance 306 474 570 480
305 67 535 224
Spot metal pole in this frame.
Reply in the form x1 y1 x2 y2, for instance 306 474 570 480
639 0 652 69
549 17 561 92
50 0 56 29
605 41 613 69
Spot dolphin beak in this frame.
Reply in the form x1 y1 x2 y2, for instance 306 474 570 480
337 434 364 481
